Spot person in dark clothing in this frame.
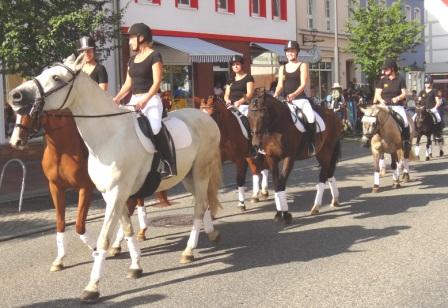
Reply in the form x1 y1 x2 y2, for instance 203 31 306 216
273 40 316 155
76 36 108 91
224 55 254 116
415 75 444 136
375 59 410 149
113 23 176 178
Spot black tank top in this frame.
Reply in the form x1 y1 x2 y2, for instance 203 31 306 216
283 63 306 98
128 51 162 94
228 74 254 103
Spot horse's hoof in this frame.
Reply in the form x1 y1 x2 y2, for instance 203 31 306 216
379 168 386 177
250 196 259 203
108 246 121 257
180 254 194 264
237 202 246 211
372 185 380 193
127 268 143 279
136 234 147 242
402 173 410 183
274 212 283 223
50 263 63 272
426 156 430 161
207 230 221 243
392 181 401 189
260 191 269 200
283 212 292 225
80 290 100 303
331 200 340 207
310 208 319 216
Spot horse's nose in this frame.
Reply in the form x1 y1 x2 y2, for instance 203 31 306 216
10 89 23 104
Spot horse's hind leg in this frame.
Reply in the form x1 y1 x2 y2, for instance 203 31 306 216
120 208 143 279
414 135 421 159
135 198 148 241
77 187 96 250
372 153 381 193
49 182 67 272
391 153 401 189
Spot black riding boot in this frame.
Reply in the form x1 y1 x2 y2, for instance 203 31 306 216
307 122 316 156
402 126 411 151
153 127 177 179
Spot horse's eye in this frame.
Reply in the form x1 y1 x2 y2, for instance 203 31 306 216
52 75 61 82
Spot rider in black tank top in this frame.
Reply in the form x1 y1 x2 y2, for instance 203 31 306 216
283 64 306 99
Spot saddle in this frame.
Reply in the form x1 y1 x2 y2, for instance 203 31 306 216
389 109 405 133
229 106 251 139
285 100 326 133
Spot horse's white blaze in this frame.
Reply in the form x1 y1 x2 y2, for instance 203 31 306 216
9 114 22 148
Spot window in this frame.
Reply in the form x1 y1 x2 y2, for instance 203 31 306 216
272 0 287 20
250 0 266 17
413 7 421 23
325 0 331 31
175 0 198 9
307 0 314 29
216 0 235 13
405 5 411 21
134 0 161 4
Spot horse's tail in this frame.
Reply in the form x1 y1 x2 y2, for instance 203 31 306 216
330 138 342 168
207 147 222 218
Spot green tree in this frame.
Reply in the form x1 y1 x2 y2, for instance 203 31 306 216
0 0 127 78
345 0 424 86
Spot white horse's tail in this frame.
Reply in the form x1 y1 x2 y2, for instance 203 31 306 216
207 148 222 218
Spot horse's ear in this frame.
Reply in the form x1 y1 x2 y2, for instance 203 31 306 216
63 54 76 64
360 107 366 114
73 53 85 72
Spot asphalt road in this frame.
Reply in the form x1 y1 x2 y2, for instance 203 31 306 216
1 138 448 307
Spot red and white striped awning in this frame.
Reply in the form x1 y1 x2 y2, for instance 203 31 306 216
426 0 448 32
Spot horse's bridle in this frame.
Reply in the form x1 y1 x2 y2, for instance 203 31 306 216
30 63 79 120
361 109 391 138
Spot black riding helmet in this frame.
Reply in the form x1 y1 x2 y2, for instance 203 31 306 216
76 36 95 51
230 55 244 65
284 40 300 53
424 74 433 84
127 23 153 43
382 58 398 72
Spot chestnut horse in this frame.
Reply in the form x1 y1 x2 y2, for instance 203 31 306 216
361 104 415 192
199 96 268 210
413 106 444 160
248 90 343 223
9 111 155 271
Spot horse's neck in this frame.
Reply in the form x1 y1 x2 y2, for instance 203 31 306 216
268 99 289 131
43 116 84 151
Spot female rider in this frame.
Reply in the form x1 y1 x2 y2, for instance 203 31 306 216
224 55 254 116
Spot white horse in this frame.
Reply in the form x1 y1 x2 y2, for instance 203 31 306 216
8 54 222 302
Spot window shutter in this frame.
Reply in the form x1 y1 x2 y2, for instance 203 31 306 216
280 0 287 20
215 0 218 11
249 0 252 16
191 0 198 9
228 0 235 13
260 0 266 17
152 0 161 4
175 0 178 7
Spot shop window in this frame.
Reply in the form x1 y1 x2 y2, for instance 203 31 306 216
175 0 198 9
250 0 266 18
272 0 287 21
216 0 235 13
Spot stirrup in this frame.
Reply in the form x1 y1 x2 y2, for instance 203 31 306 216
308 143 316 156
158 159 176 179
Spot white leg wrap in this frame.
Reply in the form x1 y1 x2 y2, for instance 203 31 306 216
392 168 399 181
379 159 385 170
203 209 214 234
79 229 96 250
261 169 269 191
374 172 380 185
313 182 325 208
112 226 125 248
237 186 246 202
90 249 107 283
402 159 409 173
427 145 432 156
125 236 141 269
275 191 288 212
414 145 420 157
187 219 202 249
137 206 148 230
252 175 260 196
274 193 282 211
56 232 66 259
328 177 339 200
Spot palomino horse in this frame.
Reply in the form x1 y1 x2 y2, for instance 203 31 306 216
199 96 269 210
248 90 343 223
361 104 415 192
414 106 444 160
8 54 222 302
9 111 158 271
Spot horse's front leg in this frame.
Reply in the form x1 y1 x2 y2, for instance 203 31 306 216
235 159 248 210
48 182 67 272
77 186 96 251
391 153 401 189
80 189 128 303
426 134 432 161
414 135 421 158
372 152 381 193
272 157 294 224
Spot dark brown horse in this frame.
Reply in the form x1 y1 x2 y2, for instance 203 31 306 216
9 111 155 270
198 96 268 210
413 106 444 160
248 90 343 223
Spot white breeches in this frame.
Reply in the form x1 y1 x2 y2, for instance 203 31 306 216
128 94 163 134
390 105 408 127
430 108 442 123
238 104 249 116
289 98 315 123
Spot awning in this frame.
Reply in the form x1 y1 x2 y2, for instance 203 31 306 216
153 36 242 63
250 42 321 63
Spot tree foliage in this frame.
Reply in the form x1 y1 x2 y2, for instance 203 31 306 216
345 0 424 84
0 0 127 78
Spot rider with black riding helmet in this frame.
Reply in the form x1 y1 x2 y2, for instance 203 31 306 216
417 75 443 129
224 55 254 116
113 22 176 178
274 40 316 155
375 58 410 149
76 36 108 91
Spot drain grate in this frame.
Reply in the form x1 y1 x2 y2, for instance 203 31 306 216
149 214 193 227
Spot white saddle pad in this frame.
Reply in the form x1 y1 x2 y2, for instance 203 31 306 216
291 111 326 133
133 114 192 153
231 109 249 140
